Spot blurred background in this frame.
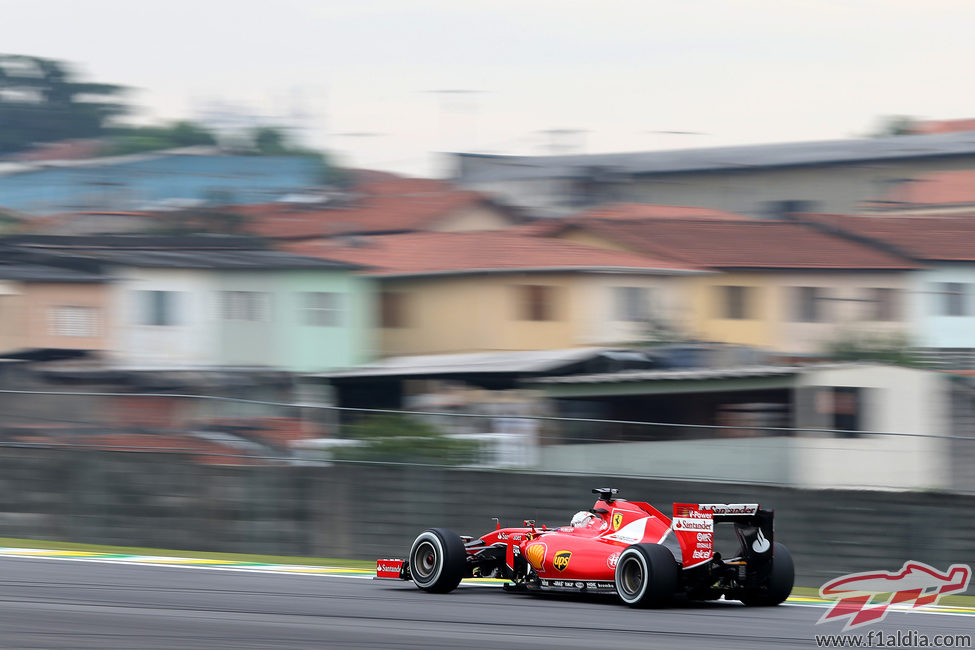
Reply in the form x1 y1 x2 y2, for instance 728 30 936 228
2 1 975 591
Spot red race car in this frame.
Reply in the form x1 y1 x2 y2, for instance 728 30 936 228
376 488 794 607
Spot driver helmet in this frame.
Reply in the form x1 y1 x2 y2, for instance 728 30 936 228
570 510 594 527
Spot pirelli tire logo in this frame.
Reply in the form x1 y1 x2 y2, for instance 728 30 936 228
553 550 572 572
525 543 547 570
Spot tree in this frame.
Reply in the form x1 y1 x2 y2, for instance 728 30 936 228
870 115 918 138
332 414 480 465
0 55 128 154
104 121 217 156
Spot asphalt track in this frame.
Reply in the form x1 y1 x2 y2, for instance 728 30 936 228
0 556 972 649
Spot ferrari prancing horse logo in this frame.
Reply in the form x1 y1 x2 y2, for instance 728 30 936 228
612 512 623 530
553 550 572 571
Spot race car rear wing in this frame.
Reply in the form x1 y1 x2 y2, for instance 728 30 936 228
672 503 774 570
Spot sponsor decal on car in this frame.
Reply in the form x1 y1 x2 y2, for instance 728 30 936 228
818 561 972 630
752 528 770 553
611 511 623 530
673 517 714 532
543 579 616 591
698 503 758 516
673 503 713 568
607 552 620 569
553 550 572 572
376 558 405 578
525 542 547 570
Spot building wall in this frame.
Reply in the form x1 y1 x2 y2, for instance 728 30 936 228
109 268 219 366
794 365 950 489
377 272 689 356
218 270 376 372
908 265 975 349
107 266 374 371
458 156 975 218
430 204 518 232
0 282 111 353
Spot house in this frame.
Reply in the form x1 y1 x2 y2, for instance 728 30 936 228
285 230 706 357
234 172 521 242
799 214 975 366
527 362 961 491
0 147 325 215
542 214 919 355
453 130 975 218
0 256 112 354
2 235 375 372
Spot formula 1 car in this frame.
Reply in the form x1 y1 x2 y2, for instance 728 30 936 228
376 488 794 607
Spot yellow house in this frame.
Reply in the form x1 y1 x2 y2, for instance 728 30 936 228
550 210 919 355
287 231 705 356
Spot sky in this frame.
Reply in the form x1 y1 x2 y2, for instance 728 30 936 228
6 0 975 177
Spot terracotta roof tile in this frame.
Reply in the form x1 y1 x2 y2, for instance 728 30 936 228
237 174 507 239
908 119 975 135
282 231 702 276
558 218 918 270
573 202 751 221
800 213 975 262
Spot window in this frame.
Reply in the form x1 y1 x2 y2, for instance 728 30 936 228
49 306 97 337
519 285 556 321
380 290 407 328
717 285 752 320
221 291 269 321
303 292 343 327
794 286 827 322
935 282 967 316
614 287 651 322
865 288 899 321
136 290 179 326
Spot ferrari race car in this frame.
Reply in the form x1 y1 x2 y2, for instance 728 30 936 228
376 488 794 607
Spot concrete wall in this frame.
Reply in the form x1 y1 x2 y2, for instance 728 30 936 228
795 365 950 489
0 449 972 593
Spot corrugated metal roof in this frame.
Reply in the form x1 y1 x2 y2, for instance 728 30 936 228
456 131 975 182
42 248 362 270
532 362 868 385
0 264 110 283
319 347 623 378
533 365 804 384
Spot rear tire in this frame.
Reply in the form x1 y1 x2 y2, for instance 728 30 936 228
408 528 467 594
614 543 678 608
740 542 794 606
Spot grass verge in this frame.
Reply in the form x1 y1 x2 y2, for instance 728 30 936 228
0 537 373 569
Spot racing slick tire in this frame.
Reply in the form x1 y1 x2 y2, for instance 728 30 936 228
740 542 794 606
408 528 467 594
614 543 678 608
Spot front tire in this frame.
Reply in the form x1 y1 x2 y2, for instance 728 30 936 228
614 543 678 608
740 542 794 606
408 528 467 593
